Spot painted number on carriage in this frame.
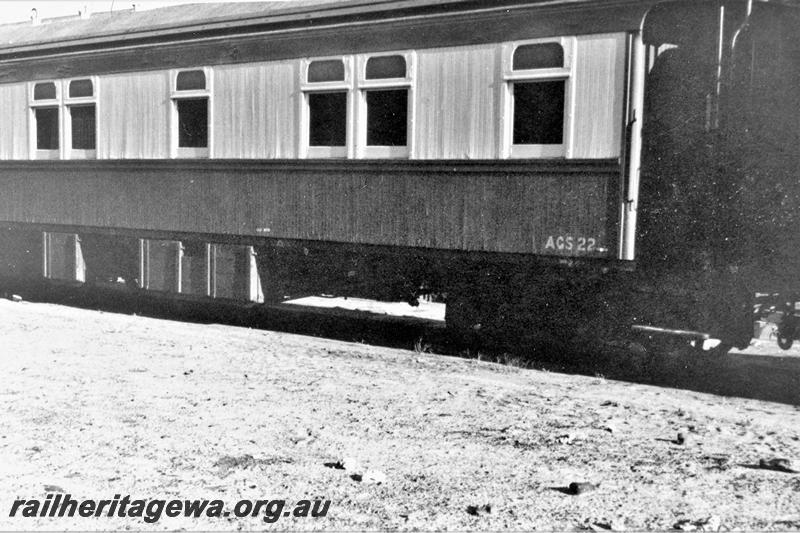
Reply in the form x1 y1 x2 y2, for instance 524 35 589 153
544 235 598 253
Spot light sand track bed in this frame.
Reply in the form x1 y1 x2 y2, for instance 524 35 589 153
1 299 799 530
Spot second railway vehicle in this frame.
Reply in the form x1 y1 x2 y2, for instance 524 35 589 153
0 0 797 352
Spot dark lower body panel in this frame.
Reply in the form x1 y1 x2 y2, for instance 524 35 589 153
0 222 755 352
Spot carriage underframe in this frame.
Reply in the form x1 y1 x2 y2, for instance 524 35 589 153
0 219 758 355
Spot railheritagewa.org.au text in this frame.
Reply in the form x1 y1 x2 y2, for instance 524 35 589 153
9 494 331 523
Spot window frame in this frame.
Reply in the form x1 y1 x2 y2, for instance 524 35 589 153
300 56 354 158
63 77 98 159
28 81 61 160
500 37 575 159
28 78 100 160
355 52 415 159
300 52 415 159
170 68 212 159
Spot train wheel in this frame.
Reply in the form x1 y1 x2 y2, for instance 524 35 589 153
777 302 796 350
777 333 794 350
444 290 483 346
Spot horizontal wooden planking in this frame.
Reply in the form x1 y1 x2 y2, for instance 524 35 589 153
0 160 619 257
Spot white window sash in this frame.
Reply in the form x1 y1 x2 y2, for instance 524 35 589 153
68 148 97 160
302 53 415 159
500 37 575 159
306 145 347 158
354 52 415 159
170 68 213 159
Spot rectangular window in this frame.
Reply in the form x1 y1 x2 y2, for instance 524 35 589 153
303 58 349 158
512 80 565 145
177 98 208 148
30 81 60 159
302 53 413 158
31 78 98 159
70 105 96 150
366 89 407 146
64 78 97 158
35 107 59 150
171 69 211 158
503 38 573 158
308 92 347 147
358 53 412 158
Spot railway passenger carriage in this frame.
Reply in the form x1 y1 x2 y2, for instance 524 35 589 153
0 0 798 352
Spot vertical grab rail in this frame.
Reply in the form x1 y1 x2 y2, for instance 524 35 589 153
619 31 645 261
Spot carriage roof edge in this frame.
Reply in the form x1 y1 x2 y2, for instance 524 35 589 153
0 0 660 56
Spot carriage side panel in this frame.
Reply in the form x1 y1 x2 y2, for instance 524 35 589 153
0 161 617 258
572 33 626 159
98 72 170 159
0 82 28 160
212 61 300 159
414 44 498 159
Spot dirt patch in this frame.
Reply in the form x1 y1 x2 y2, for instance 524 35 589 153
1 299 799 530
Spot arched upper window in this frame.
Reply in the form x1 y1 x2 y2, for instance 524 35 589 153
33 82 57 101
68 79 94 98
513 43 564 70
365 55 406 79
176 70 206 91
307 60 345 83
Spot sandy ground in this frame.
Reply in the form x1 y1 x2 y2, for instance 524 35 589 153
1 299 800 531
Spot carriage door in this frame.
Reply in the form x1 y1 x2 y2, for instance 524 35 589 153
636 1 744 267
